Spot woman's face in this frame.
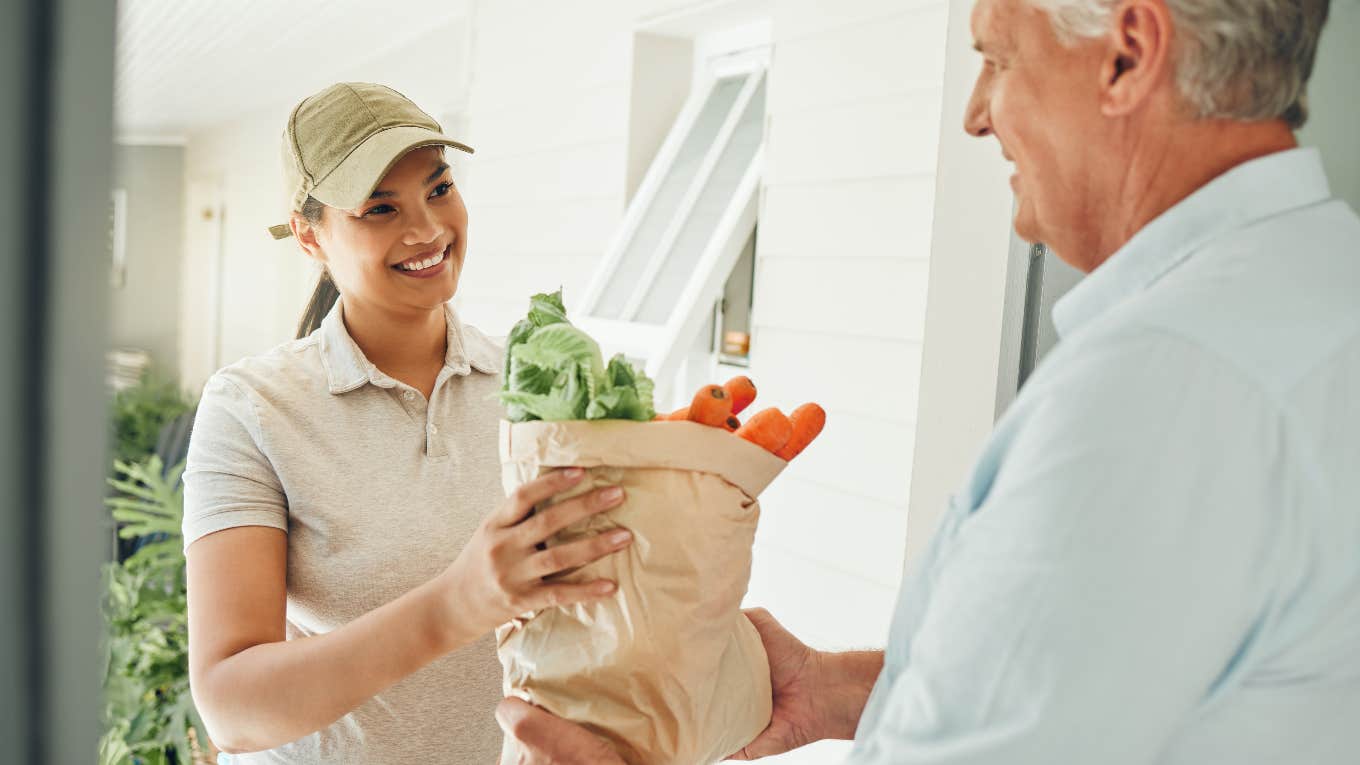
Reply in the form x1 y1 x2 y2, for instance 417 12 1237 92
302 146 468 316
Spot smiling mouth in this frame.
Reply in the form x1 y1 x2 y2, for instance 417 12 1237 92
393 245 451 273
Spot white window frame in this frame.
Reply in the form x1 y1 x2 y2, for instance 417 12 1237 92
577 46 768 402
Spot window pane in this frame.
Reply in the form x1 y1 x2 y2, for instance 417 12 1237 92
593 75 748 319
636 74 765 325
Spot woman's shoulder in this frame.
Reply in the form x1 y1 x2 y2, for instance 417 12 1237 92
202 334 328 407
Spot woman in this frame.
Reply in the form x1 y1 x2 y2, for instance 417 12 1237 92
182 82 633 764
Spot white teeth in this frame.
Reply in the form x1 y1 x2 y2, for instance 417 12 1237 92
400 250 445 271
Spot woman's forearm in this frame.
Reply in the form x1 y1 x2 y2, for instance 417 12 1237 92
196 572 467 754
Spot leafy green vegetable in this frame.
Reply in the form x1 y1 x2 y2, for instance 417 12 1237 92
500 290 655 422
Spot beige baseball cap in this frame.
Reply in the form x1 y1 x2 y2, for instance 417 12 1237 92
267 82 474 240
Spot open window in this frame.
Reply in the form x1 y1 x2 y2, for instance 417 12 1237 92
578 48 767 404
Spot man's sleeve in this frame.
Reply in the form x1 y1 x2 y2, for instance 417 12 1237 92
850 329 1287 764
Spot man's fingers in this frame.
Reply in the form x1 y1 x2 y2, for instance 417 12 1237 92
495 468 586 527
495 697 536 741
528 527 633 578
496 697 622 764
518 485 625 544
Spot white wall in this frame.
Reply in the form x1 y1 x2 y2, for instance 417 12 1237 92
744 0 948 642
904 0 1016 567
1298 0 1360 212
178 108 313 395
111 143 185 376
455 0 646 335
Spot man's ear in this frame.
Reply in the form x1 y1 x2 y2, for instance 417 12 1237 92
290 211 328 268
1099 0 1174 118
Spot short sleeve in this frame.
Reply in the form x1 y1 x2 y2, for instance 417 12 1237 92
182 374 288 550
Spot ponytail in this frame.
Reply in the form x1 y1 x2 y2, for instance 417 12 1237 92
294 195 340 339
296 271 340 339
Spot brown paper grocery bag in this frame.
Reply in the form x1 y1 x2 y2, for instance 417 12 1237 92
497 419 786 765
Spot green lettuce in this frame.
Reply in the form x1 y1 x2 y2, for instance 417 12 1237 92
500 290 656 422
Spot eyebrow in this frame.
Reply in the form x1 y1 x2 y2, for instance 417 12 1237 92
367 162 452 200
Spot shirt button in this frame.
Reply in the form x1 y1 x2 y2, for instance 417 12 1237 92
403 391 415 401
427 424 438 435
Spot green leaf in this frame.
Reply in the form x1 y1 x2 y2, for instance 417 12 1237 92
499 291 656 422
501 288 570 394
102 455 194 764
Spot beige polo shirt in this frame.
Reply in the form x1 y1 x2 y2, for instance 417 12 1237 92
183 298 505 764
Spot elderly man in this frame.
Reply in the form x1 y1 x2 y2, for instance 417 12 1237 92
499 0 1358 761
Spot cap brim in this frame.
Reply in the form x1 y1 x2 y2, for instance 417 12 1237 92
310 125 474 211
267 126 473 239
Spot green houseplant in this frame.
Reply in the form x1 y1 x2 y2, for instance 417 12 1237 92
110 372 193 465
100 456 212 765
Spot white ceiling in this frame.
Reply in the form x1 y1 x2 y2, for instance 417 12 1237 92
114 0 471 139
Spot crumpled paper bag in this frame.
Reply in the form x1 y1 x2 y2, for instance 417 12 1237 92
496 419 786 765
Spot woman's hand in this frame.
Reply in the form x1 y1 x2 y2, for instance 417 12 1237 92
435 468 632 648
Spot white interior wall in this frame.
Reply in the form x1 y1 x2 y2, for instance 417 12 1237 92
454 0 647 335
743 0 947 647
904 0 1016 567
178 108 313 395
111 143 186 377
1298 0 1360 212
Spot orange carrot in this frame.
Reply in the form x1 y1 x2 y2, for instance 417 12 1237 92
686 384 732 428
722 376 757 416
775 403 826 460
735 407 793 455
723 415 741 432
662 407 690 421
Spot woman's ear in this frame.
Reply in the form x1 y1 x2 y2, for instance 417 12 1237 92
290 211 328 267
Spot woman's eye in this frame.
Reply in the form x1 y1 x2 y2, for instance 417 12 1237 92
430 181 453 199
363 204 395 217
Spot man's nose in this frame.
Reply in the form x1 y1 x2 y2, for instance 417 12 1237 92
963 78 992 138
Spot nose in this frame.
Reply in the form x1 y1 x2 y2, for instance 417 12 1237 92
963 71 992 138
403 199 444 246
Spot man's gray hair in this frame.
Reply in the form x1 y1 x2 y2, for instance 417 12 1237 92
1028 0 1330 128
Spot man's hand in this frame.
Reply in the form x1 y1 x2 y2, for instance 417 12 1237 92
496 697 626 765
728 608 829 760
728 608 885 761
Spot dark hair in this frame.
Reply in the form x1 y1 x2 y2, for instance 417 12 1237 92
295 195 340 339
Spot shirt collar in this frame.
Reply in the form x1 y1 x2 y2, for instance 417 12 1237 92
318 297 501 395
1051 147 1333 338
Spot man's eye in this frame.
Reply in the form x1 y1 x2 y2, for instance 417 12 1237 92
431 181 453 198
363 205 395 217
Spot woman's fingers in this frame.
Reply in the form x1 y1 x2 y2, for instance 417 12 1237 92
518 485 625 544
527 527 633 579
528 579 619 612
494 468 586 527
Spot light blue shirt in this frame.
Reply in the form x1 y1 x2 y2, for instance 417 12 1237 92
849 148 1360 764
